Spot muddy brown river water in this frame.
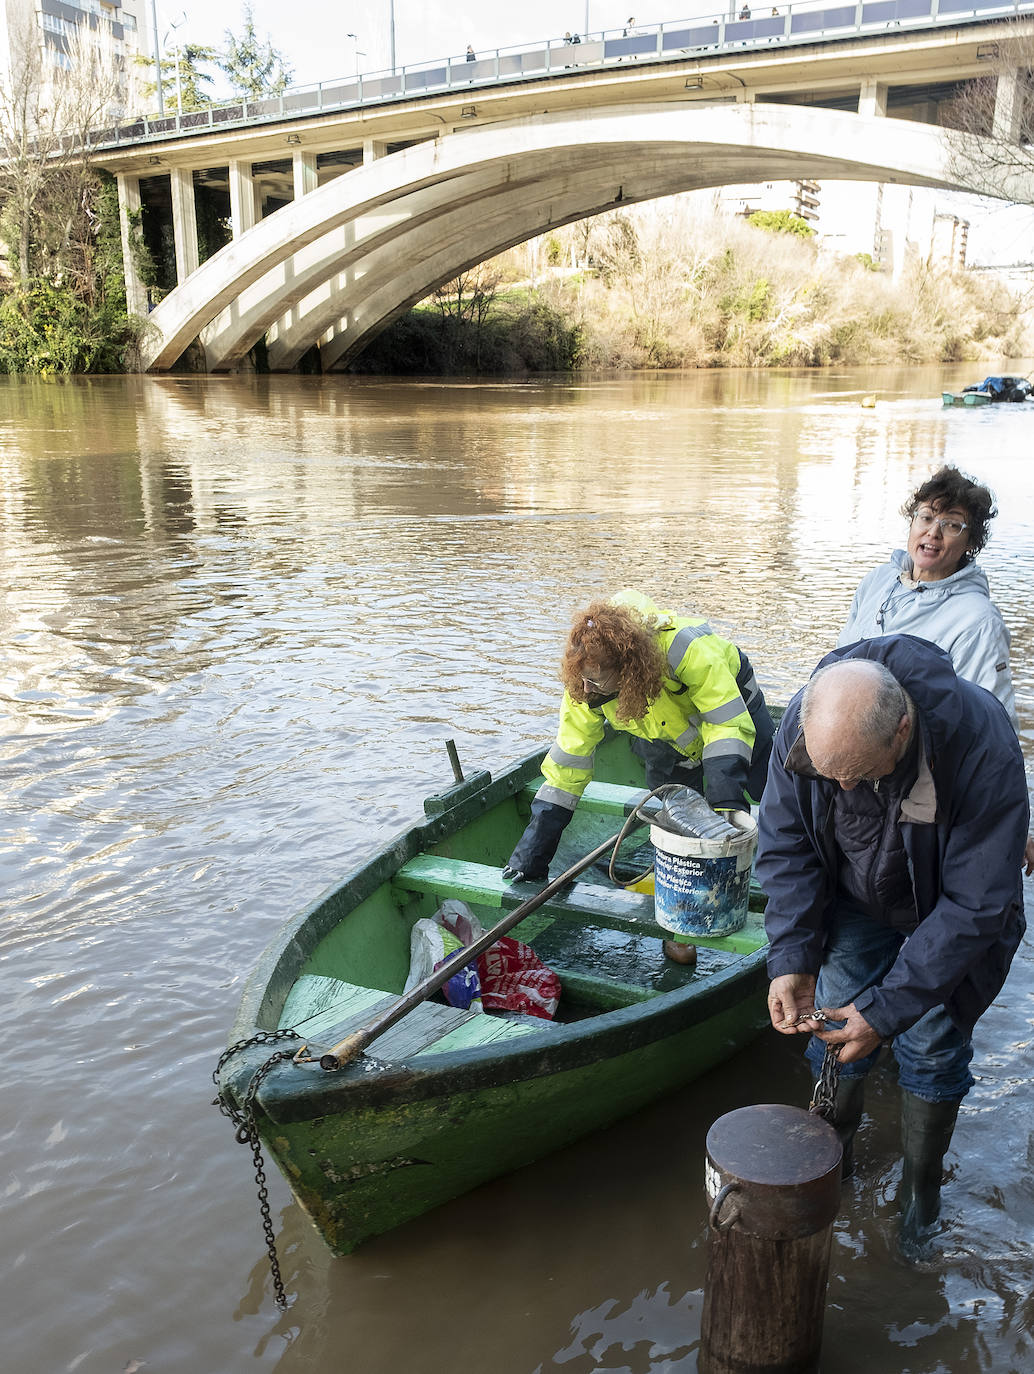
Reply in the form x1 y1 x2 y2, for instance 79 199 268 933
2 365 1033 1373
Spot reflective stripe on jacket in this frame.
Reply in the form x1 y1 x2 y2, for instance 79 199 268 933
539 598 760 812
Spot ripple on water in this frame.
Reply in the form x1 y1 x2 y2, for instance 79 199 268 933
4 369 1034 1374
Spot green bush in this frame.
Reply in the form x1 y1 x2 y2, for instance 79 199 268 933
0 277 133 373
347 296 580 375
0 172 138 374
748 209 816 238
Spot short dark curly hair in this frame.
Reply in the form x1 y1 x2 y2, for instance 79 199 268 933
901 465 997 557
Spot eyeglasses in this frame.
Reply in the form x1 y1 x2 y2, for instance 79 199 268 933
911 509 968 537
583 668 618 691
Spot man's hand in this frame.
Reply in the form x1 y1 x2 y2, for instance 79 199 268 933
812 1002 881 1063
767 973 817 1034
1024 834 1034 878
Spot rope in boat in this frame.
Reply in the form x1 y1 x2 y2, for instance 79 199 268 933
212 1029 301 1308
604 782 701 887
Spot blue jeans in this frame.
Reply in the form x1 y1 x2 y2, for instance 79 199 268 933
804 900 974 1102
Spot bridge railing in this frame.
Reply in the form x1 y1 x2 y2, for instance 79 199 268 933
87 0 1034 153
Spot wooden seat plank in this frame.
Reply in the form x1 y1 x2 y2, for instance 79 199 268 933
520 779 649 817
393 854 768 955
279 973 482 1059
279 973 555 1061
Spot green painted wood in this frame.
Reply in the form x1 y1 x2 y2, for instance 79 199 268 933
279 973 484 1059
218 727 779 1257
417 1013 547 1055
392 854 768 955
424 769 493 816
519 778 650 817
241 978 767 1255
281 975 388 1034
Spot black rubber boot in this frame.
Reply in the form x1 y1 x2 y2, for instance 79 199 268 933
898 1090 961 1260
830 1075 866 1180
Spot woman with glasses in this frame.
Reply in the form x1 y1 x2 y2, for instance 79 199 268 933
503 589 775 958
839 465 1032 874
839 465 1017 728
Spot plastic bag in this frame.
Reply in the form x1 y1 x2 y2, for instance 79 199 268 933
477 936 561 1020
404 909 482 1010
404 900 560 1020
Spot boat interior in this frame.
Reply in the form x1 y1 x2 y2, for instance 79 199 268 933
268 736 768 1066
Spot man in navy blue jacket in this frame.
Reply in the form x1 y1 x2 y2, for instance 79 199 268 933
756 634 1027 1256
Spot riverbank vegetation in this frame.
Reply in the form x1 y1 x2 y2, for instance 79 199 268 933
2 59 1030 378
0 22 144 373
0 5 290 375
351 197 1031 375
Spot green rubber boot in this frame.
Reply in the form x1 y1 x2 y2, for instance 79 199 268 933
898 1090 961 1260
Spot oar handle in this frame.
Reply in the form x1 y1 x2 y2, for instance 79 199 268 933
320 830 623 1069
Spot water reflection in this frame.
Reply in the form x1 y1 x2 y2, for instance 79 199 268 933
2 366 1034 1374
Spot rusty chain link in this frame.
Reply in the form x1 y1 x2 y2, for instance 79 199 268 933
212 1029 301 1308
808 1042 842 1122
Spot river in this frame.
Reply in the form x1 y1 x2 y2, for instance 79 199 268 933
2 365 1033 1374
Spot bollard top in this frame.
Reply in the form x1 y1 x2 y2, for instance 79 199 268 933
706 1104 841 1187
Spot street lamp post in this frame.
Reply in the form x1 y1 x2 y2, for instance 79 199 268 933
149 0 164 115
346 32 364 76
164 13 186 112
389 0 396 74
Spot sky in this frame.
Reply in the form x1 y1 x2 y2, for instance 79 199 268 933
163 1 679 90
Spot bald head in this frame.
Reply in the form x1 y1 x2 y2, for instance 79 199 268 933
801 660 912 790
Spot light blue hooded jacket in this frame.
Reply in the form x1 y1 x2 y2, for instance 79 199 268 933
838 549 1018 732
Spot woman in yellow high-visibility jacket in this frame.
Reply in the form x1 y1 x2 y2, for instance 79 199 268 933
504 589 775 906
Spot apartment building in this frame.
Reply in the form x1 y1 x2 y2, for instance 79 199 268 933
1 0 145 94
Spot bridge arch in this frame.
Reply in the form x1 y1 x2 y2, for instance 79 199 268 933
139 103 1014 373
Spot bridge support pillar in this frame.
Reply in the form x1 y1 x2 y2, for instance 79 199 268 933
993 69 1024 142
169 167 200 282
363 138 389 163
116 173 148 317
293 150 319 198
229 158 258 239
858 80 887 119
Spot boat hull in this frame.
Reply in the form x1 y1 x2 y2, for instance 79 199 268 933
231 952 766 1254
217 736 771 1254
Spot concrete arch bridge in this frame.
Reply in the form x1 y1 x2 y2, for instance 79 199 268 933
136 103 1023 373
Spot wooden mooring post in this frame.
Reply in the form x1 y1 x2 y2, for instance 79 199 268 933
700 1104 842 1374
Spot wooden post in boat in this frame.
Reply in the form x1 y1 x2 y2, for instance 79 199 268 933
699 1104 841 1374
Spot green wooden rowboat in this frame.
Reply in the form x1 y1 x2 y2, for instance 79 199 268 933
216 731 771 1256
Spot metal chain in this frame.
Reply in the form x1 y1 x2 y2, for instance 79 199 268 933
212 1029 301 1308
808 1042 842 1122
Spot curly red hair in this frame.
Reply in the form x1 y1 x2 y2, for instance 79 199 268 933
561 600 665 720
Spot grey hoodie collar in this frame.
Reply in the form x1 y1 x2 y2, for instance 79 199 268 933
889 548 990 600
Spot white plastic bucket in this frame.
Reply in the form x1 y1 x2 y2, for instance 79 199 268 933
650 809 758 938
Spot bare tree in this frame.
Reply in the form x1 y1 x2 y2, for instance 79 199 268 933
943 26 1034 206
0 16 132 284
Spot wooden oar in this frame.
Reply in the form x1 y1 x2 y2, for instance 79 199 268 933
316 830 624 1070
